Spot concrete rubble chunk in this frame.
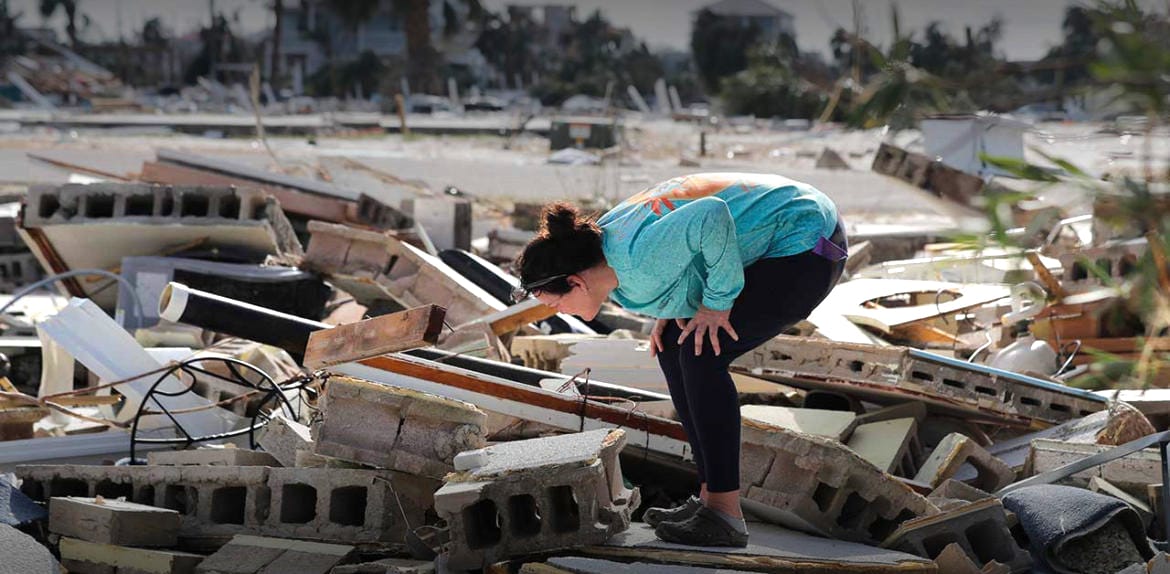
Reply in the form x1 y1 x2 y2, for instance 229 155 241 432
194 534 354 574
50 496 180 547
313 376 487 479
435 428 639 570
740 405 857 441
738 418 938 544
1150 552 1170 574
928 479 992 510
1025 438 1161 493
59 536 204 574
0 476 46 526
330 558 436 574
257 414 312 468
933 542 984 574
301 220 505 326
147 448 279 467
1090 477 1154 528
914 433 1015 492
0 523 61 574
882 498 1032 573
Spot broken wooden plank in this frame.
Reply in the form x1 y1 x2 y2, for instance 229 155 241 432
304 305 446 370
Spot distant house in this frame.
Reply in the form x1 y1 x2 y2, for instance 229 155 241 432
698 0 795 42
268 0 488 95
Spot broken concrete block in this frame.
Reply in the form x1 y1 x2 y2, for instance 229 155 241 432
257 414 312 468
882 498 1032 572
740 405 857 441
301 221 504 326
0 523 61 573
314 376 487 479
435 428 638 570
846 417 921 476
1025 438 1161 493
265 466 437 544
914 433 1014 492
194 534 353 574
816 147 851 170
928 479 992 510
50 496 180 547
0 475 46 526
330 558 435 574
59 537 203 574
739 419 938 544
1150 552 1170 574
147 448 279 467
1090 476 1154 528
932 542 984 574
733 335 1105 426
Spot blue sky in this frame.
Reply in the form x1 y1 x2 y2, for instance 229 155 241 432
6 0 1118 60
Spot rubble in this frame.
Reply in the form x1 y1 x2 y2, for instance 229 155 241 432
3 95 1170 574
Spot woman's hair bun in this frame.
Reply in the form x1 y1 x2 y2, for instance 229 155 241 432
542 202 581 239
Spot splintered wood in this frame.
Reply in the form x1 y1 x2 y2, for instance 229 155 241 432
304 305 446 370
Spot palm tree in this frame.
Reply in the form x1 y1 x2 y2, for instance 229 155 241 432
270 0 283 88
38 0 79 49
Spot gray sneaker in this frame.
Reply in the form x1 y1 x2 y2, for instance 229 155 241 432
654 506 749 548
643 496 702 528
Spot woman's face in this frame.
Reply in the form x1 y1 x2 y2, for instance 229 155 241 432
535 274 604 321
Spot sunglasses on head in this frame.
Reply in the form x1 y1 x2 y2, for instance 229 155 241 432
510 274 569 303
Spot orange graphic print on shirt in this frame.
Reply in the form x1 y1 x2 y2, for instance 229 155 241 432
625 175 739 216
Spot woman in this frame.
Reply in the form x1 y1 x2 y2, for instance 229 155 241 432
513 173 847 547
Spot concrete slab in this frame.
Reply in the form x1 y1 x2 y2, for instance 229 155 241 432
147 448 279 467
194 534 353 574
740 406 857 441
59 537 203 574
50 496 180 547
449 428 616 479
586 522 934 572
545 556 755 573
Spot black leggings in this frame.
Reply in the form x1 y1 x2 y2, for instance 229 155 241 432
656 227 846 493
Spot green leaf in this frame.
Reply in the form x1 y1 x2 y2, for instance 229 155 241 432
979 154 1060 182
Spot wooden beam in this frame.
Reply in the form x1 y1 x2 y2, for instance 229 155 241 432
1025 251 1067 303
304 305 446 370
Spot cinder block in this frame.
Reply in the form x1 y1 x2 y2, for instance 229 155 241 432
18 463 438 546
314 376 487 479
739 419 938 544
914 433 1014 492
435 428 638 570
882 498 1032 573
194 534 353 574
147 448 279 467
50 496 180 547
257 414 312 468
265 467 438 544
1090 476 1154 528
24 183 270 226
59 537 203 574
1027 439 1161 494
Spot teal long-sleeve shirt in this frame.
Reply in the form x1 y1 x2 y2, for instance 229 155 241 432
597 172 839 319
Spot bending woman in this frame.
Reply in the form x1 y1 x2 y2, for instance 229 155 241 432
513 173 847 547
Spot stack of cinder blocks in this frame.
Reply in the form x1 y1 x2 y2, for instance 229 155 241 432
50 496 205 574
435 428 639 570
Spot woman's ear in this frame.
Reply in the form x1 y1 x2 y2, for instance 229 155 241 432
567 274 587 292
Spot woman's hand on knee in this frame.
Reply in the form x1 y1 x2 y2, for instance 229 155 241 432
649 318 669 357
677 305 739 356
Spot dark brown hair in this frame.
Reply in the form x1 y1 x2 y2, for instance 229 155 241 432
515 202 604 295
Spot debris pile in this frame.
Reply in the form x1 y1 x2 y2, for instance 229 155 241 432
3 118 1170 574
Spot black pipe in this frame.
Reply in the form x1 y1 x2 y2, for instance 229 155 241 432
159 282 328 360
